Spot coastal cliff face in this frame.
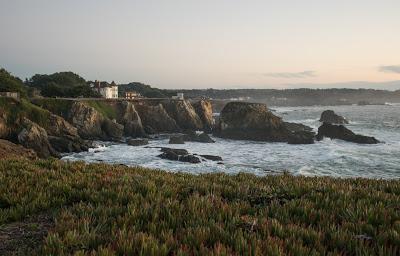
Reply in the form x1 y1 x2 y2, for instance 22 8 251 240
135 103 179 133
161 100 203 131
1 98 216 157
17 118 59 158
192 100 214 132
69 102 107 139
69 102 123 141
0 98 91 157
116 101 145 137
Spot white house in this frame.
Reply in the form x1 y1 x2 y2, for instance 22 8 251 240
172 93 184 100
91 81 119 99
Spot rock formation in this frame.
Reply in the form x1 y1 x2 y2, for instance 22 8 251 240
161 100 203 131
69 102 123 141
69 102 106 139
135 103 179 133
116 101 145 137
17 118 59 158
214 102 291 142
169 136 185 144
200 155 222 161
127 138 149 146
182 131 215 143
320 110 349 124
158 148 201 163
317 123 379 144
192 100 214 132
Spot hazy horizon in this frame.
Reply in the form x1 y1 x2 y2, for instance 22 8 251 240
1 0 400 89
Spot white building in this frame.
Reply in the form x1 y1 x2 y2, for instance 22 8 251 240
91 81 119 99
172 93 184 100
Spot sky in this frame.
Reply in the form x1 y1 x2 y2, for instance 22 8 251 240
1 0 400 89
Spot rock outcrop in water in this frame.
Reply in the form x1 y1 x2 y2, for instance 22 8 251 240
214 102 314 144
317 123 379 144
320 110 349 124
158 148 201 163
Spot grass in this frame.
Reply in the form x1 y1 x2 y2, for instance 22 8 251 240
0 159 399 255
84 100 117 120
0 97 51 129
31 98 74 119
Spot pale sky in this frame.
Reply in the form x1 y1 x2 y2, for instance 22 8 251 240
1 0 400 89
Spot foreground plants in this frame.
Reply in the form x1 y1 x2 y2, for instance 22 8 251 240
0 159 399 255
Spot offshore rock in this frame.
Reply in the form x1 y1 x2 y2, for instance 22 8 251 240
317 123 379 144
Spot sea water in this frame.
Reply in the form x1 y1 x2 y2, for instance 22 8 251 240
62 104 400 179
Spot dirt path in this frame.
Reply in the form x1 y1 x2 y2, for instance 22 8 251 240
0 213 54 255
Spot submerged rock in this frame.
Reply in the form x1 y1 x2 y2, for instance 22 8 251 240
158 147 200 163
320 110 349 124
127 138 149 146
317 123 379 144
160 148 188 155
200 155 223 161
169 136 185 144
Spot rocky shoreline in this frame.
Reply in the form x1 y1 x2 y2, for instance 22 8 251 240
0 98 380 161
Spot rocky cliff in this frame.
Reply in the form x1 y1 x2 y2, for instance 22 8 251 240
1 98 217 158
17 118 59 158
192 100 214 132
0 98 90 158
161 100 203 131
116 101 145 137
68 102 123 141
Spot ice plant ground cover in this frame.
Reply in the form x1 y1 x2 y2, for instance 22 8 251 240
0 159 399 255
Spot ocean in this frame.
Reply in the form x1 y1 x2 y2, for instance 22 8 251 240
62 104 400 179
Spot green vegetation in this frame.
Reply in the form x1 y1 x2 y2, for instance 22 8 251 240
0 97 51 129
26 72 100 98
0 159 399 255
0 68 28 98
119 82 173 98
84 100 117 120
31 98 74 119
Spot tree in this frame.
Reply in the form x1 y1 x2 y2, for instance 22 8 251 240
0 68 28 98
26 71 100 98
